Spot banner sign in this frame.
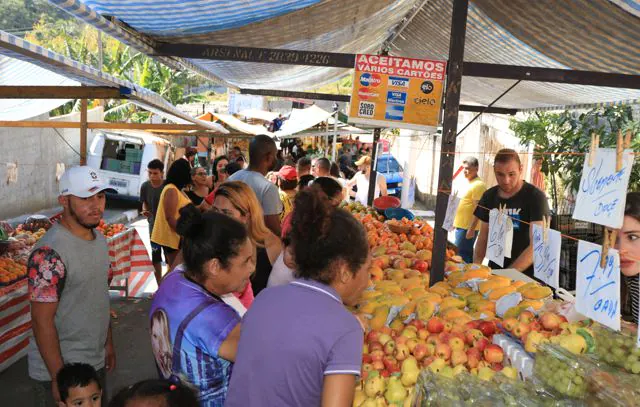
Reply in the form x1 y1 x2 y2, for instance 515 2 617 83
348 54 446 131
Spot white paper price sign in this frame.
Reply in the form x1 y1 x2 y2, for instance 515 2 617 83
532 224 561 289
442 194 461 232
487 209 513 267
576 240 620 331
573 148 635 229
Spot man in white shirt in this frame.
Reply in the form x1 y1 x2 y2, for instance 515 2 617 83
347 155 387 205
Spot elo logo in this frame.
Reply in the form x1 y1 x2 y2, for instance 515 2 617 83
360 73 382 87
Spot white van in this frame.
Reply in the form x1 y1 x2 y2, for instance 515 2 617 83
87 130 173 199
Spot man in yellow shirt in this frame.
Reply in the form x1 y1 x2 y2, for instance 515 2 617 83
453 157 487 263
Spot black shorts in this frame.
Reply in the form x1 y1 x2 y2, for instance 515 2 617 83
151 242 178 263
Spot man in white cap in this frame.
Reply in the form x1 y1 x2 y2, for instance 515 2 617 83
28 166 116 406
347 155 387 205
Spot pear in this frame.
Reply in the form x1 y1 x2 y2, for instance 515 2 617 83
401 357 419 373
452 365 468 376
440 366 455 378
360 398 378 407
401 369 419 387
384 376 407 405
353 389 367 407
500 366 518 380
524 331 548 353
364 371 386 398
428 357 447 374
403 387 415 407
478 367 495 381
559 334 587 355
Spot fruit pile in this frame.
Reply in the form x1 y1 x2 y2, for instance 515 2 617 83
0 257 27 285
17 216 52 233
96 220 126 238
534 343 589 399
499 311 594 355
343 201 385 221
11 229 47 246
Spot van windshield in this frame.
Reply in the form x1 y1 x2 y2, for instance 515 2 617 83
100 138 144 175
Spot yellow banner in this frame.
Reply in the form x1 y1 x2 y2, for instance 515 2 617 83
348 54 447 131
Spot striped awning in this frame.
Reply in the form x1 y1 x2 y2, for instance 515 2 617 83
44 0 640 110
0 30 228 131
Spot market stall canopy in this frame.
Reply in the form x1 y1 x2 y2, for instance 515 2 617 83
48 0 640 110
238 109 280 122
275 105 333 137
212 112 274 136
0 30 228 132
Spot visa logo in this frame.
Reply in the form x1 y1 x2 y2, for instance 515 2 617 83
388 76 409 88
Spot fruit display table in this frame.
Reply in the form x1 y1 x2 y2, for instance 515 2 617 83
0 278 30 373
107 227 154 287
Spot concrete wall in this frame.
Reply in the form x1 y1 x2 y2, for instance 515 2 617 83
0 108 104 219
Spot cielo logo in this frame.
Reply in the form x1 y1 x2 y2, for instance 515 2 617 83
359 73 382 87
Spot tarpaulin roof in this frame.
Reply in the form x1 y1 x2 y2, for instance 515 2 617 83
275 105 334 137
46 0 640 110
212 112 274 136
0 30 228 131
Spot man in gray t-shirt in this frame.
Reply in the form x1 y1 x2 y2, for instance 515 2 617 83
139 159 165 284
228 135 283 236
27 166 115 406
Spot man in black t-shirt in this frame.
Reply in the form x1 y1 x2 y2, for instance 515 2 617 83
473 149 549 277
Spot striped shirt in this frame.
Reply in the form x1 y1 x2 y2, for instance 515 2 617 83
626 275 639 323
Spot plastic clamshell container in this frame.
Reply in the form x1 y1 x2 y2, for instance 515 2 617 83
534 343 589 399
592 321 640 374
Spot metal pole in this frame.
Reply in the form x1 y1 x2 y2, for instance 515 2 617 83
332 111 338 162
367 128 381 206
430 0 469 286
80 99 88 165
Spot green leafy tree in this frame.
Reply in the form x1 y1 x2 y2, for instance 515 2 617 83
510 106 639 212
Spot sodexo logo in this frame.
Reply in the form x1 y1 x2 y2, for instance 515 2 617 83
359 73 382 87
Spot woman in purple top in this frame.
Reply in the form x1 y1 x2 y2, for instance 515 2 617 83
150 205 256 406
225 185 371 407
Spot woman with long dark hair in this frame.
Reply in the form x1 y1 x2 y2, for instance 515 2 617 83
226 186 370 407
618 192 640 322
151 159 192 269
150 205 255 406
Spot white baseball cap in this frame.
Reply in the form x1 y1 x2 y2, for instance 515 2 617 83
59 166 117 198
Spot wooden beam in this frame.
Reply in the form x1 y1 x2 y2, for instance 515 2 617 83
0 86 130 99
431 0 469 286
80 99 88 165
463 62 640 89
159 43 640 89
0 121 211 131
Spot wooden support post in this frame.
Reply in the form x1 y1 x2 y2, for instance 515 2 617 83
430 0 469 286
367 128 382 206
80 99 88 165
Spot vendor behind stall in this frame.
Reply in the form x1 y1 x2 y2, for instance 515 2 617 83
618 192 640 322
473 149 549 276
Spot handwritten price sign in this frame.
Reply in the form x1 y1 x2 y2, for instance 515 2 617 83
573 148 635 229
532 224 561 289
487 209 513 268
576 240 620 331
442 194 461 232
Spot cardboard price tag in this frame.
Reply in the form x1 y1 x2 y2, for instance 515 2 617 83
573 148 634 229
532 223 561 289
442 193 461 232
575 240 620 331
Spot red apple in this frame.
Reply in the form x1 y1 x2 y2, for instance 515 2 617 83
426 334 439 347
369 341 383 352
435 343 452 361
418 328 429 340
383 355 399 372
408 320 425 330
438 332 452 345
362 354 373 364
378 333 392 346
466 348 481 369
449 337 465 352
464 329 484 345
395 336 408 346
372 360 384 370
370 350 384 362
395 344 410 361
519 311 535 324
366 330 381 344
413 344 429 361
407 338 419 352
529 320 543 332
502 318 518 332
513 322 530 339
380 369 391 378
362 363 374 373
451 349 468 367
540 312 561 331
490 362 504 372
465 320 481 330
425 343 436 357
384 340 396 355
413 260 429 273
474 337 489 352
483 344 504 364
427 317 445 334
478 321 496 337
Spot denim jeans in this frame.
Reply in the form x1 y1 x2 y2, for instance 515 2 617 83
454 228 478 264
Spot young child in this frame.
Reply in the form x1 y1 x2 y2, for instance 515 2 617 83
56 363 102 407
108 380 199 407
